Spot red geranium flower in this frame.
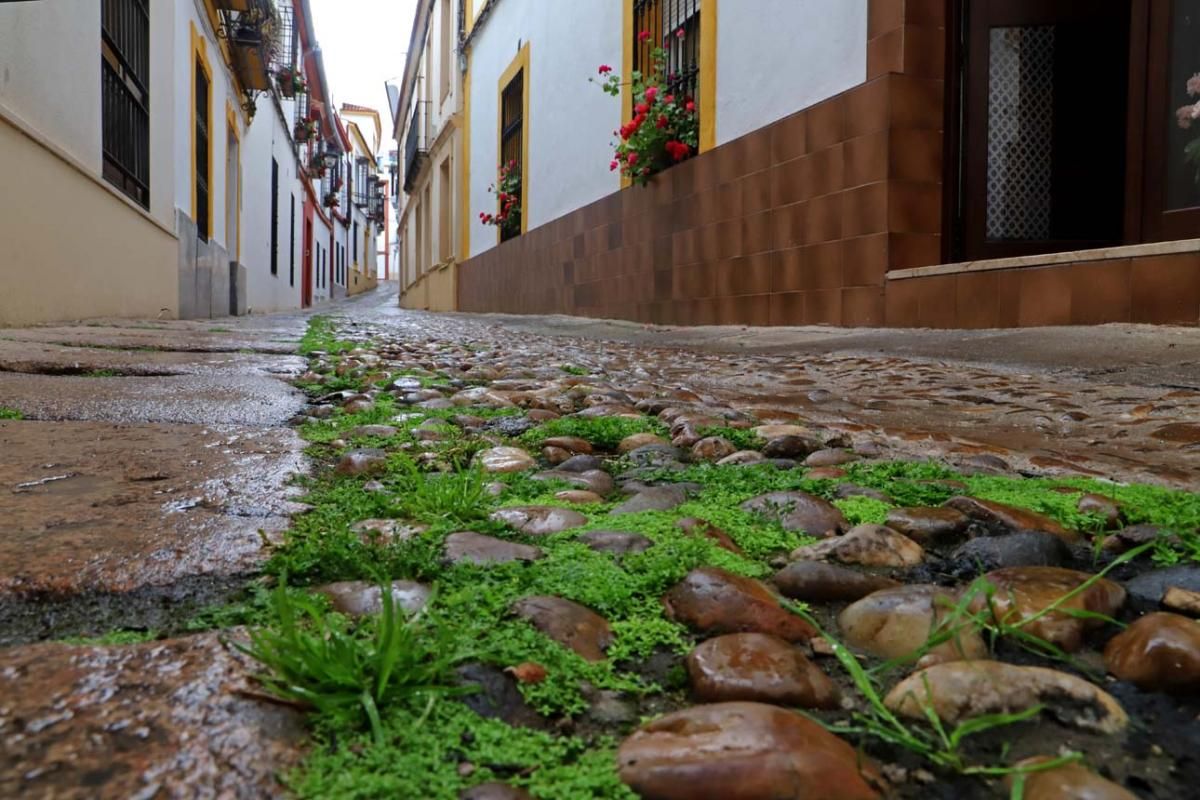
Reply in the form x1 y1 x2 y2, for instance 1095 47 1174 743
644 86 658 102
635 103 650 115
685 100 695 112
638 30 651 42
598 64 612 74
610 160 619 171
627 152 639 165
656 115 668 129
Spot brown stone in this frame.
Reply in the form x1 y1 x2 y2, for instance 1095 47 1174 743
511 595 613 661
686 633 839 708
772 561 900 602
741 491 848 538
618 432 671 453
838 585 986 667
555 489 605 504
692 436 738 461
476 446 537 473
617 702 881 800
791 524 924 567
350 518 428 546
1078 493 1123 529
0 632 305 798
884 507 969 543
577 530 654 555
969 566 1126 652
717 450 768 466
663 567 816 642
677 517 745 555
945 496 1080 543
335 448 387 477
805 449 860 467
885 661 1128 734
542 436 593 454
444 532 544 565
762 434 822 459
1104 612 1200 693
490 505 589 536
1007 758 1140 800
313 580 431 617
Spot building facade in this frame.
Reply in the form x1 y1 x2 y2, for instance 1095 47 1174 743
395 0 466 312
396 0 1200 328
0 0 355 325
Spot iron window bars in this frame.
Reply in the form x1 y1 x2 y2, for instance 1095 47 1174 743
101 0 150 208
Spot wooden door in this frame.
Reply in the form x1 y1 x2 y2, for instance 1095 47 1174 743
954 0 1133 260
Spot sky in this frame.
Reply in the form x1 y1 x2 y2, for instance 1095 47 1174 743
309 0 418 148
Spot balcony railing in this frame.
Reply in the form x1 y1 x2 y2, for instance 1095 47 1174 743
403 102 429 194
216 0 279 116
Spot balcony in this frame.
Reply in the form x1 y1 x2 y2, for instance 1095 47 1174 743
403 102 429 194
218 0 278 102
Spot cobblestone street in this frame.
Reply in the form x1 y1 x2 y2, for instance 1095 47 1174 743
2 286 1199 798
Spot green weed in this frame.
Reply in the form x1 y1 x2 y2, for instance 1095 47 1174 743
59 629 159 646
238 582 471 745
519 416 667 451
697 425 762 451
560 364 590 376
300 315 355 356
0 407 23 420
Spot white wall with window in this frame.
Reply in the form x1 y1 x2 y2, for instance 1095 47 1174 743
465 0 622 258
242 104 305 313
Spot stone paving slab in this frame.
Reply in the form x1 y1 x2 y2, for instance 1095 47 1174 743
0 421 305 642
0 631 305 799
0 322 300 355
0 337 305 378
0 372 305 426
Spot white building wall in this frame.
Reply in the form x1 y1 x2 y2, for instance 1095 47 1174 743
242 101 304 313
715 0 868 144
0 0 177 229
173 4 241 255
312 213 331 303
466 0 622 257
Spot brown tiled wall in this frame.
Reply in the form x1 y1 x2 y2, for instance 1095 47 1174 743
458 0 948 326
886 253 1200 328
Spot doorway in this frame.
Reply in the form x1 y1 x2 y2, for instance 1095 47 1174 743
302 213 313 307
951 0 1131 261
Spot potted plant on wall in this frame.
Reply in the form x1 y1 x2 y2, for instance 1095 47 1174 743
294 117 317 143
591 29 699 186
478 160 521 239
323 191 340 209
277 67 306 98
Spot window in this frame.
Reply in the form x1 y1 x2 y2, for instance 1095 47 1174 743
499 64 524 242
101 0 150 208
353 222 359 262
633 0 700 104
194 56 211 240
439 157 453 259
270 158 279 275
289 194 296 286
440 0 452 101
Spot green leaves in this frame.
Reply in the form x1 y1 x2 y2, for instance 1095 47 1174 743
237 582 470 745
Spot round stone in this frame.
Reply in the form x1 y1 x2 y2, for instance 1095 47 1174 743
1104 612 1200 693
837 585 987 667
771 561 900 602
884 507 970 543
686 633 839 708
511 596 612 662
1006 758 1139 800
443 532 544 566
761 435 821 460
554 489 605 504
577 530 654 555
618 432 670 454
663 567 816 642
475 447 537 474
945 496 1079 543
885 661 1127 734
692 436 738 461
791 524 924 568
313 580 431 617
490 506 589 536
335 449 387 477
617 702 881 800
741 491 847 538
968 566 1126 653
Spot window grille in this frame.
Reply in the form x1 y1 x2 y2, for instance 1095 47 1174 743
101 0 150 208
195 59 211 240
632 0 700 104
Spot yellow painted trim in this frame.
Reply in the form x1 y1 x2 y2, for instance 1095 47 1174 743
199 1 250 126
621 0 633 189
226 101 242 260
496 42 530 241
190 23 215 239
459 49 472 261
699 0 717 151
464 0 474 34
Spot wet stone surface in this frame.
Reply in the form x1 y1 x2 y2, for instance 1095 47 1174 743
4 290 1200 798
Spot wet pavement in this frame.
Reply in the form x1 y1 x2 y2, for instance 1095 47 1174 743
1 283 1198 798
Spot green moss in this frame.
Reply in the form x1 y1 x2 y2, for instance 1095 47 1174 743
0 407 23 420
59 629 159 646
518 416 667 451
290 700 635 799
560 364 590 376
832 496 893 525
299 315 355 356
697 426 763 451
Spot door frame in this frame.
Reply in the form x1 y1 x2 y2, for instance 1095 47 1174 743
945 0 1156 262
302 210 313 307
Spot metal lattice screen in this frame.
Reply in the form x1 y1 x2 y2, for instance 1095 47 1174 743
986 26 1056 241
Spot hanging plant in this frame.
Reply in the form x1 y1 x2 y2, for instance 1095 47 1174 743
323 192 340 209
1177 72 1200 183
478 160 521 238
591 28 699 186
294 118 317 142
